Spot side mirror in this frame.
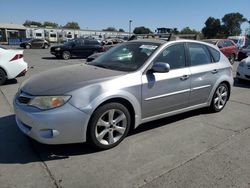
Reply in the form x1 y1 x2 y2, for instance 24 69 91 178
218 45 223 49
151 62 170 73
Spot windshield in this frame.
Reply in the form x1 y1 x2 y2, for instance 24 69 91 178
88 42 160 72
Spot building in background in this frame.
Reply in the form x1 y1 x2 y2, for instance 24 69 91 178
0 23 26 44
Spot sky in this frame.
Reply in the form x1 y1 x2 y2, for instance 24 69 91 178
0 0 249 32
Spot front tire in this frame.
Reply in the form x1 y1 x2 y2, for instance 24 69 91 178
0 69 6 85
25 44 31 49
62 51 71 60
210 83 229 112
88 103 131 150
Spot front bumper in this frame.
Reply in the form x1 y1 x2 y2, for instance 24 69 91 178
14 98 90 144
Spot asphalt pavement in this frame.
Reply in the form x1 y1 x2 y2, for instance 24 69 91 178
0 47 250 188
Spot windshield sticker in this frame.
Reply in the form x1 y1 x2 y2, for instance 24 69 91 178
139 45 158 50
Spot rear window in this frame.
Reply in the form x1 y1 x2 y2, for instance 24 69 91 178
208 46 220 62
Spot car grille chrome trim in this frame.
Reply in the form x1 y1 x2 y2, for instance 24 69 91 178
144 89 191 101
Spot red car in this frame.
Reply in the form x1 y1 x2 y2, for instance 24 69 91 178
203 39 238 64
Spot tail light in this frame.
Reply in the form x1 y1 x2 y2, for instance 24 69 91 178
10 54 23 62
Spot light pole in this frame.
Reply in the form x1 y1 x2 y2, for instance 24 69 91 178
129 20 132 38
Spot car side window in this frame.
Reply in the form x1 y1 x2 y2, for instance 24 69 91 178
188 43 212 66
153 43 186 70
74 40 83 47
208 46 220 62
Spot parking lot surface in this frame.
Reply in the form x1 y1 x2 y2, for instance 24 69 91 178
0 47 250 188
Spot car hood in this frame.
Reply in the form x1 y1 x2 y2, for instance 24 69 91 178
21 64 126 95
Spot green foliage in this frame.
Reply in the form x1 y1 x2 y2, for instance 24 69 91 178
222 12 247 36
179 27 199 34
202 12 247 39
43 21 58 28
23 20 42 27
202 17 221 39
133 26 152 34
63 22 80 29
102 27 117 32
118 28 125 32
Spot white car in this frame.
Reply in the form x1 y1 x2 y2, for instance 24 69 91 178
236 56 250 81
0 46 28 85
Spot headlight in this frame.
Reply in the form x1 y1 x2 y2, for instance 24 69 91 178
55 47 61 51
28 96 71 110
239 61 245 67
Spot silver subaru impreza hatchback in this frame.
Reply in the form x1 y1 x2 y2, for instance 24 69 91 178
14 39 233 149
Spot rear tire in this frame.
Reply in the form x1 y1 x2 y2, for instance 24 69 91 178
0 68 7 86
62 51 71 60
88 103 131 150
210 83 229 112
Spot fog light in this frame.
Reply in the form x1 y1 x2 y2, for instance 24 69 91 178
39 129 59 138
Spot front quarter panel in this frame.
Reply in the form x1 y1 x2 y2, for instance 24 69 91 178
68 73 142 128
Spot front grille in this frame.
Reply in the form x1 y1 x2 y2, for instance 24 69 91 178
18 96 31 104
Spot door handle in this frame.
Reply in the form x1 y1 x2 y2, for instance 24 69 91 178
180 75 189 81
211 69 218 74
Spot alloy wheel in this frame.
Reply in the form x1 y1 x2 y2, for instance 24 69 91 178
95 109 127 146
214 85 228 110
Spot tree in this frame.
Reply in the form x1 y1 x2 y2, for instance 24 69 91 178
173 28 179 34
179 27 199 34
23 20 42 27
63 22 80 29
202 17 221 39
133 26 152 34
102 27 117 32
43 21 58 28
221 12 247 37
118 28 125 32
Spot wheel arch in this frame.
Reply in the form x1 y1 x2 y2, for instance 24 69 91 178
0 66 8 78
85 96 140 142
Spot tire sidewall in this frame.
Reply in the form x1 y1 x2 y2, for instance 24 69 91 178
211 83 229 112
0 69 6 85
88 103 131 150
62 51 71 60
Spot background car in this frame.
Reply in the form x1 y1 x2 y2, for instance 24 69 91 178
236 56 250 81
14 40 233 150
50 38 105 59
203 39 238 64
237 45 250 61
20 38 50 49
0 46 28 85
